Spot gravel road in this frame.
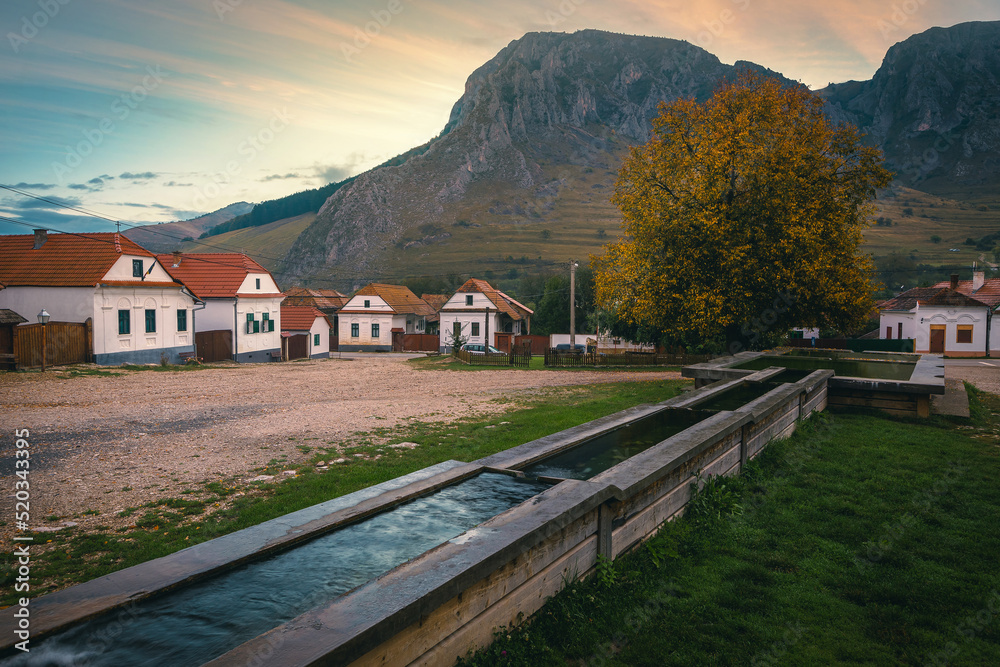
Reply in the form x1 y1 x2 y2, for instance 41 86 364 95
0 357 680 536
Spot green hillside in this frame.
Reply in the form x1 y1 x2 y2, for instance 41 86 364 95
180 213 316 273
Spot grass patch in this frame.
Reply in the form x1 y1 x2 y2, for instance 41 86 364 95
460 400 1000 666
0 378 687 606
407 355 680 373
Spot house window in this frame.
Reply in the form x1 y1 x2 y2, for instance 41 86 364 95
118 310 130 335
372 323 380 338
145 309 156 333
246 312 259 334
314 333 320 346
132 259 143 277
466 295 474 306
262 312 273 332
177 309 187 332
364 299 370 308
957 325 973 344
351 323 359 337
255 278 261 290
471 322 480 337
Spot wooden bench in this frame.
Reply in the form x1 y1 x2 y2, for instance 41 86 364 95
270 350 283 361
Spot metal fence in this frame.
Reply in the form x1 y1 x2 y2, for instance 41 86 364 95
544 349 710 367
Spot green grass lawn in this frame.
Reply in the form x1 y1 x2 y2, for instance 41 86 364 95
460 390 1000 666
407 355 681 373
0 378 686 607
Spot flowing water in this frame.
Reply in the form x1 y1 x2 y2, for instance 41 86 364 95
522 409 714 480
5 473 548 667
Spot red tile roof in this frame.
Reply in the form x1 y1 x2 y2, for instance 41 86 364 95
352 283 435 316
280 305 331 330
931 277 1000 309
156 253 274 299
0 232 155 287
879 287 989 311
454 278 534 319
283 287 349 310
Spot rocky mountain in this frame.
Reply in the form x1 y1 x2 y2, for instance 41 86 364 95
124 202 253 252
281 23 1000 289
819 21 1000 195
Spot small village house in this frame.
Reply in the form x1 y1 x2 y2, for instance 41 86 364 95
280 305 332 360
420 293 449 336
438 279 533 353
157 252 284 363
0 230 197 365
282 287 349 350
878 271 995 356
338 284 434 352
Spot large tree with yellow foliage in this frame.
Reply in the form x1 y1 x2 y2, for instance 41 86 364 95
593 72 891 352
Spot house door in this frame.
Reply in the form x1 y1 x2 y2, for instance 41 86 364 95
392 329 404 352
929 326 946 354
196 330 233 363
286 334 309 360
494 333 512 353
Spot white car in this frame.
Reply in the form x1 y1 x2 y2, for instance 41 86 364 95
460 343 502 354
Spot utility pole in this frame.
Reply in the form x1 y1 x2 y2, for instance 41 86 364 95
569 260 579 349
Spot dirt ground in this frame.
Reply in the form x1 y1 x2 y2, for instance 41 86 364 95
0 357 681 537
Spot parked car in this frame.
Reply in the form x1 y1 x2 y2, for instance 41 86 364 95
554 343 586 353
461 343 502 354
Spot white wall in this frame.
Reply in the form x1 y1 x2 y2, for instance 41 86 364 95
551 333 597 347
911 306 988 356
0 286 94 324
236 297 283 355
991 313 1000 354
105 255 175 282
237 272 281 295
309 318 329 356
340 312 394 346
342 294 394 312
878 313 917 341
93 286 195 357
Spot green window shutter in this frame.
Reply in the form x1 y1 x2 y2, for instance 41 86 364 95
247 313 254 322
118 310 130 335
314 333 320 346
177 309 187 332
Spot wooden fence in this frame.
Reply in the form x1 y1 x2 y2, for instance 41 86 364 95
457 347 531 368
14 320 92 369
544 349 711 367
402 334 440 352
514 335 549 355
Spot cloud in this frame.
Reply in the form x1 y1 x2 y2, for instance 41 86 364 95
163 180 193 187
119 171 159 180
312 154 367 184
120 202 174 209
259 172 302 182
10 182 56 190
87 177 105 185
12 196 83 210
67 184 90 190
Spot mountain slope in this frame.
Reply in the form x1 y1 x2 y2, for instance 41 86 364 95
818 21 1000 199
279 24 1000 290
124 202 253 253
281 31 749 288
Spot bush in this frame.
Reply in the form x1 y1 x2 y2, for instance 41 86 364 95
930 235 942 243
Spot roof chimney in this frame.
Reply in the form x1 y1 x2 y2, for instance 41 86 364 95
172 251 182 267
950 274 959 290
32 229 47 249
972 263 985 291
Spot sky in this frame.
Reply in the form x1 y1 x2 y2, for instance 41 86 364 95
1 0 997 235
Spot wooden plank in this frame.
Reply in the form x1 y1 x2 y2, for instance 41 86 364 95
611 484 690 559
351 513 597 667
401 535 599 667
828 396 917 409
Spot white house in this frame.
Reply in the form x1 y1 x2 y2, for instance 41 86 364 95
0 230 197 364
338 283 434 352
438 279 533 353
157 252 284 363
931 269 1000 357
878 277 991 357
280 305 332 360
